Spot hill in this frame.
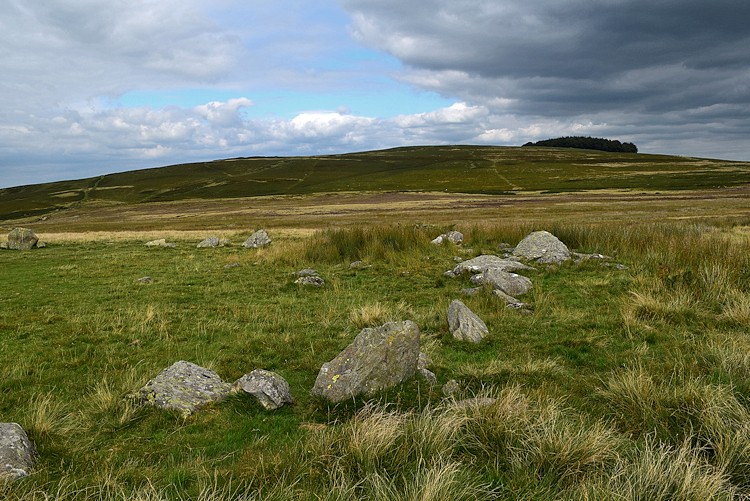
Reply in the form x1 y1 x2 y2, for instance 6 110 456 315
1 145 749 222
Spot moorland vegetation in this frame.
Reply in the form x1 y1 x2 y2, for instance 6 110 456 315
1 145 749 499
523 136 639 153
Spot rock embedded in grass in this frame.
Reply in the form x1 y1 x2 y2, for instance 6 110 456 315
7 227 39 250
137 360 232 416
242 229 271 248
145 238 176 248
431 230 463 245
513 230 571 264
234 369 294 410
196 237 220 248
312 320 420 403
447 299 489 343
450 254 534 275
472 269 533 297
0 423 36 480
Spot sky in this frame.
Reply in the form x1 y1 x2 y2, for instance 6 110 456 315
1 0 749 188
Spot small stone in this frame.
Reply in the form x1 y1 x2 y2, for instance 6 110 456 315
234 369 294 410
615 263 629 270
295 276 325 287
295 268 319 277
442 379 460 396
197 237 220 248
137 276 154 284
418 352 433 370
224 262 241 268
349 260 365 269
418 368 438 385
35 241 47 248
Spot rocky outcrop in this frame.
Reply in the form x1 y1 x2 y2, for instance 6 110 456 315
447 300 488 343
137 361 232 416
0 423 36 480
312 320 420 403
513 231 570 264
7 228 39 250
234 369 293 410
243 229 271 248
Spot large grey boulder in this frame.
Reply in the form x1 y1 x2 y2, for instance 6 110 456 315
472 269 533 297
243 229 271 248
7 228 39 250
137 361 232 416
312 321 420 403
451 254 534 275
447 300 488 343
234 370 293 410
0 423 36 480
513 231 571 264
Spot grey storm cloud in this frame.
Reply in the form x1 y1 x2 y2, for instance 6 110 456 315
342 0 750 157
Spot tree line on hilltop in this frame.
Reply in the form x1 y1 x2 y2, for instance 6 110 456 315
523 136 638 153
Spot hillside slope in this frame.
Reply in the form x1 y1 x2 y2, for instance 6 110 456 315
1 145 749 221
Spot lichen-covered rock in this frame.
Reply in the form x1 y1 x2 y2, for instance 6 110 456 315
312 320 420 403
7 228 39 250
451 254 534 275
197 237 220 248
296 276 325 287
234 369 293 410
447 300 488 343
0 423 36 480
472 269 533 297
137 361 232 416
243 229 271 248
513 231 571 264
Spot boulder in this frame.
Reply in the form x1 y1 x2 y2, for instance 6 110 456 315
513 231 570 264
447 300 488 343
451 254 534 275
145 238 175 248
0 423 36 480
431 230 463 245
243 229 271 249
197 237 220 248
7 228 39 250
137 361 232 416
295 268 319 277
312 320 420 403
234 369 293 410
472 269 532 297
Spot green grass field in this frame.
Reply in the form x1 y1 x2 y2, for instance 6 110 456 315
1 147 750 499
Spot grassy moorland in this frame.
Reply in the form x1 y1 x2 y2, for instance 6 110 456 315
1 146 750 499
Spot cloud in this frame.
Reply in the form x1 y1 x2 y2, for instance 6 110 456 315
341 0 750 158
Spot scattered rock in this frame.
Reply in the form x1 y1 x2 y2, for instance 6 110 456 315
492 289 528 308
233 369 294 410
7 228 39 250
295 276 325 287
224 262 241 269
472 269 533 297
431 230 463 245
349 260 365 269
418 368 438 385
442 379 460 397
35 241 47 248
418 352 433 370
145 239 176 248
295 268 319 277
197 237 220 248
137 361 232 416
0 242 8 249
312 320 420 403
137 276 154 284
219 238 232 247
513 230 571 264
447 300 489 343
615 263 629 270
243 229 271 248
451 254 534 275
0 423 36 480
572 252 610 262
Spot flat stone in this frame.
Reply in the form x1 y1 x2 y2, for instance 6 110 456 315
0 423 36 480
473 269 532 297
234 369 293 410
137 361 232 416
451 254 535 275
